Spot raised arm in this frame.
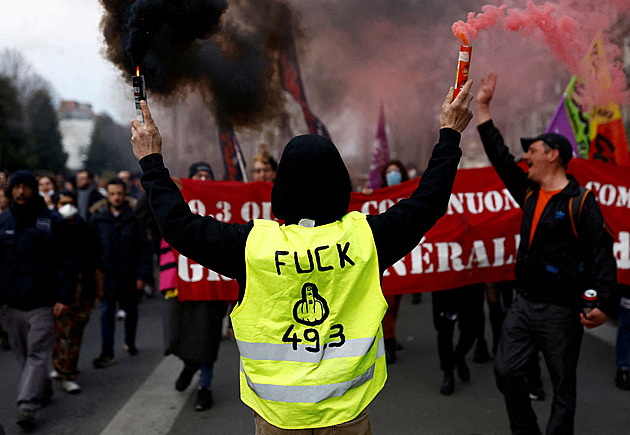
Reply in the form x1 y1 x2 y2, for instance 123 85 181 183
368 81 474 271
475 73 530 205
131 102 250 280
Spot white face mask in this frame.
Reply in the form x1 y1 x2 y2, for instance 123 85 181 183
58 203 78 219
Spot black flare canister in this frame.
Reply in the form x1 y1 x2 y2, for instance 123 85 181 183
132 67 146 124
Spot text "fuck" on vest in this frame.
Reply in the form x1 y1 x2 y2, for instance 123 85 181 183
275 243 355 275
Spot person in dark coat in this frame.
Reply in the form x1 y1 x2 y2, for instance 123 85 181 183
91 178 152 368
476 73 617 435
0 170 72 431
75 169 104 221
160 162 227 412
50 190 101 394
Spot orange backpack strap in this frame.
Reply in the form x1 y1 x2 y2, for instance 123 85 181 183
569 188 590 238
524 187 534 207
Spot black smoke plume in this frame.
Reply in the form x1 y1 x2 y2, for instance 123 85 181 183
100 0 296 128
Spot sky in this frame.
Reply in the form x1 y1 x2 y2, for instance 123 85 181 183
0 0 627 179
0 0 129 122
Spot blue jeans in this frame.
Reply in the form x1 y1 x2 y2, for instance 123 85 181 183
616 301 630 370
199 362 214 389
100 293 139 356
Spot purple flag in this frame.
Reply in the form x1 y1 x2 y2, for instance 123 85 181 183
546 94 579 156
367 104 390 190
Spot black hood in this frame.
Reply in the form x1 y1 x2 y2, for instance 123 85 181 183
271 135 351 226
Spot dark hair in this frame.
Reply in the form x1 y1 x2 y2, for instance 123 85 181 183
77 169 95 179
54 189 77 205
106 178 127 191
380 160 409 188
36 173 57 191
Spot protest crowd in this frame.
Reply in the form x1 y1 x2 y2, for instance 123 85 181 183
0 69 627 435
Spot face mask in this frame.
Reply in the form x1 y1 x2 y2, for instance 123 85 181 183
58 204 78 219
386 170 402 187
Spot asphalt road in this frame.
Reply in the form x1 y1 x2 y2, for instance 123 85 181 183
0 293 627 435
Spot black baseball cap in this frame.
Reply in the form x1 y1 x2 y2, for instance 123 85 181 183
520 133 573 164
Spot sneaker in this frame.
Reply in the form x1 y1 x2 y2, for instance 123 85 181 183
194 387 213 411
615 369 630 390
175 364 199 392
61 380 82 394
93 354 117 369
116 309 126 320
50 369 61 380
528 384 546 401
17 409 36 431
124 343 139 356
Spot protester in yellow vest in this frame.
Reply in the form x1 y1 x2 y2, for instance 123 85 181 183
130 80 474 433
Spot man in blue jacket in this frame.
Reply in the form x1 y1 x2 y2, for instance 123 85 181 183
0 170 72 431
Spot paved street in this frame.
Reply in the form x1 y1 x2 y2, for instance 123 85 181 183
0 293 627 435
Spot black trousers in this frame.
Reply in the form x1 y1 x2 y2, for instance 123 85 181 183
431 284 485 372
494 296 583 435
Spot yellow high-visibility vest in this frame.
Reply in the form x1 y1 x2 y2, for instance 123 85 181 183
231 211 388 429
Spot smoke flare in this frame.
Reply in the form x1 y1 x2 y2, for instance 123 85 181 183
452 1 629 109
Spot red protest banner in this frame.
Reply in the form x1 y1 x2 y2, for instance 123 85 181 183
174 159 630 299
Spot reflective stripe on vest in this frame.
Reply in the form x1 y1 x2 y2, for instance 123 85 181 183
239 337 384 404
232 211 387 429
236 335 384 363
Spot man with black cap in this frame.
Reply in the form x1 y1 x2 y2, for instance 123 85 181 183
476 73 617 435
0 170 72 430
130 79 474 433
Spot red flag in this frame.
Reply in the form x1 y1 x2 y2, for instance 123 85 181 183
367 104 391 189
279 38 331 139
217 116 247 181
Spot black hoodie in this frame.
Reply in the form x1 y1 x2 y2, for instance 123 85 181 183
272 135 352 226
140 129 462 301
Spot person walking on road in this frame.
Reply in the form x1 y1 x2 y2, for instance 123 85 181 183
91 179 152 368
161 162 228 412
0 170 72 431
130 80 474 432
476 72 617 435
50 190 101 394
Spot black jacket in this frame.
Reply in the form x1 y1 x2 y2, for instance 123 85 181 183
478 120 617 315
90 202 153 297
140 129 463 302
60 215 101 304
0 196 73 310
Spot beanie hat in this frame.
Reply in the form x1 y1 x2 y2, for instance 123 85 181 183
9 170 38 192
188 162 214 179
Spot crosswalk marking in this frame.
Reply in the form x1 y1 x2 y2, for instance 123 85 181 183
99 355 192 435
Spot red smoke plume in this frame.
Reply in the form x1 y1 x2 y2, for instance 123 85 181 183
452 1 629 109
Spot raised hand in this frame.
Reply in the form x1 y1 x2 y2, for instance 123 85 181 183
131 101 163 161
440 79 474 133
